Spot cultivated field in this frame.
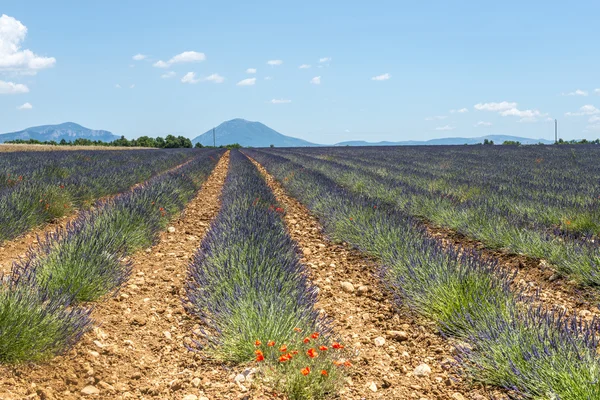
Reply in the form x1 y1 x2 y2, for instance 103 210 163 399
1 145 599 399
0 144 150 152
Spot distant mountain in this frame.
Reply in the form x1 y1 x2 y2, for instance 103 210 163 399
335 135 554 146
0 122 121 143
191 119 317 147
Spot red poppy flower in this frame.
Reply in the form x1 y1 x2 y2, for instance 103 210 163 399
293 327 302 332
332 342 344 349
321 370 328 376
255 350 264 362
343 360 352 367
311 332 319 339
267 340 275 347
303 337 310 344
307 348 318 358
255 340 261 346
279 344 288 352
300 367 311 376
319 345 328 351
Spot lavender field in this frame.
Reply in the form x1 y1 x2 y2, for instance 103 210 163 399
1 145 600 399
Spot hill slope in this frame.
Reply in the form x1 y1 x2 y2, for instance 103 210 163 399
191 119 317 147
335 135 553 146
0 122 120 143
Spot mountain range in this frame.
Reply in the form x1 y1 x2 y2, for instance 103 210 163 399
336 135 554 146
0 122 120 143
0 120 554 147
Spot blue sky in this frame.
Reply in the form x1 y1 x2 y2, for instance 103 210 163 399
1 0 599 144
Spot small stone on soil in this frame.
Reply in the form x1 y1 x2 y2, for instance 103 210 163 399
341 281 355 293
368 382 377 392
80 385 100 395
413 363 432 377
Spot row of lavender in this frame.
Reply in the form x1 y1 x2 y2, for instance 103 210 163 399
0 149 223 363
245 148 600 399
269 146 600 286
185 150 346 399
0 149 198 244
275 145 600 234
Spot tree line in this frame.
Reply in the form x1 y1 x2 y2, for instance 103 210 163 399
5 135 244 149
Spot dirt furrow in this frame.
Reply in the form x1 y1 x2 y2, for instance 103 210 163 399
0 152 248 400
249 157 503 400
0 156 200 275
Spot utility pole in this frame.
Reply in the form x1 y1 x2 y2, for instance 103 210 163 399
555 119 558 144
213 127 216 147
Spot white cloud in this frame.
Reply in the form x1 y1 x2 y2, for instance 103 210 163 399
161 71 176 79
565 105 600 116
450 108 469 113
425 115 447 121
499 108 544 118
319 57 331 63
595 89 600 95
132 54 147 61
435 125 455 131
299 64 311 69
270 99 291 104
205 73 225 83
264 76 273 81
115 84 121 89
474 121 492 127
310 76 321 85
476 101 546 122
0 80 29 94
181 72 224 84
169 51 206 64
0 14 56 74
17 102 32 110
589 115 600 123
562 89 588 96
154 51 206 68
267 59 283 66
371 73 391 81
181 72 200 84
246 68 257 74
153 60 170 68
474 101 517 111
237 77 256 86
129 84 135 89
